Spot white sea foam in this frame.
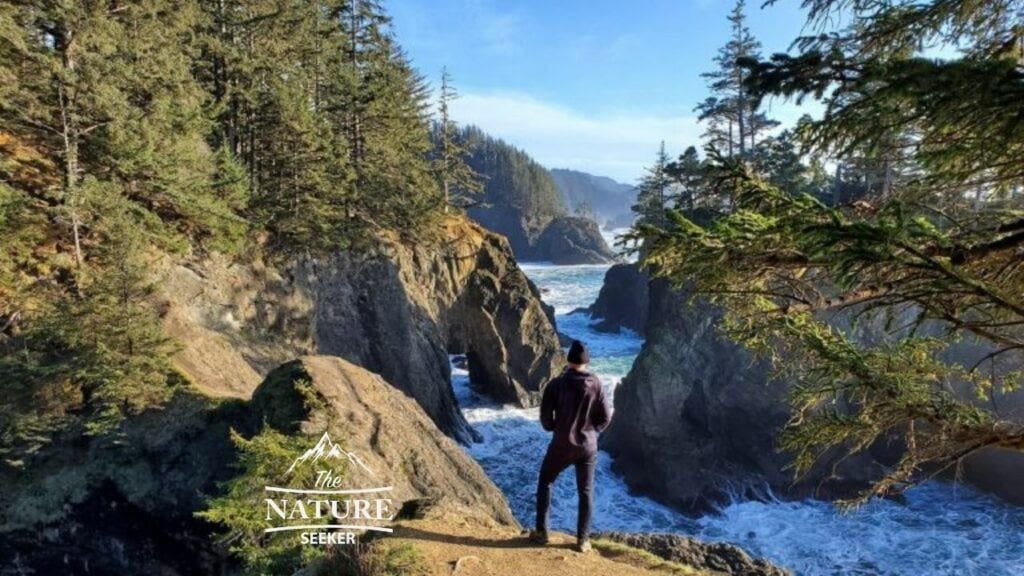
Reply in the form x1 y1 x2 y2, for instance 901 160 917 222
453 263 1024 576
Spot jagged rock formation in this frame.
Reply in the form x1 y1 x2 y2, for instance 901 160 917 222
531 215 617 264
161 217 563 440
587 262 649 335
602 281 897 512
596 533 790 576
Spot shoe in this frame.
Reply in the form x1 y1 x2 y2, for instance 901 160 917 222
576 538 592 553
528 530 550 545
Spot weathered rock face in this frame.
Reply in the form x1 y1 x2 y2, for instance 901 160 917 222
0 389 248 575
161 217 563 440
470 209 616 264
602 281 896 512
530 215 617 264
587 262 649 335
596 533 791 576
934 335 1024 504
254 356 519 526
0 356 520 574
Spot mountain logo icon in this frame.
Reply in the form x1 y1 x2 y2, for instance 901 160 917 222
287 432 377 478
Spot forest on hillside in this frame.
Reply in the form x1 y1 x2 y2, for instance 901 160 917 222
0 0 491 462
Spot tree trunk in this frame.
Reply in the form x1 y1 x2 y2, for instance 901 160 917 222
58 26 83 269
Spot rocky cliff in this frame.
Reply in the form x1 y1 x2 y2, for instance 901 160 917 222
602 281 897 513
587 262 649 335
161 216 563 439
602 274 1024 511
531 215 617 264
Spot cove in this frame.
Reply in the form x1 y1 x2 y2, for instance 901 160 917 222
452 261 1024 576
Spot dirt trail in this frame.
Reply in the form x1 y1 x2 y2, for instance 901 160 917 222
387 513 710 576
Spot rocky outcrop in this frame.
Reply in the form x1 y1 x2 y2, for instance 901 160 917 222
596 533 790 576
254 356 519 525
459 127 615 264
0 389 248 574
0 356 520 574
161 216 563 441
602 281 896 512
531 215 617 264
471 208 616 264
587 262 649 335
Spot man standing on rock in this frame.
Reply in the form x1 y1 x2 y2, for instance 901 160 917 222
530 340 612 553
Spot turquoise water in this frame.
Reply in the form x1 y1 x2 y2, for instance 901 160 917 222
453 262 1024 576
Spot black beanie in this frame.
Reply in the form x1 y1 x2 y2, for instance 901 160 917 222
567 340 589 365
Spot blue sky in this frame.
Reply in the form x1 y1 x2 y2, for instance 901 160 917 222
389 0 819 182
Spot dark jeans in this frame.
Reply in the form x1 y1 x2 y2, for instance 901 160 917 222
535 444 597 540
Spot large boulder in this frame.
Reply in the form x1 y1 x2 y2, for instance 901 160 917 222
601 281 895 512
587 262 649 335
160 216 563 441
530 215 617 264
253 356 519 526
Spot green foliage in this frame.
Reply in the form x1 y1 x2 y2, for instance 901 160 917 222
432 68 483 213
633 0 1024 505
195 0 442 251
199 426 335 575
640 159 1024 503
460 124 567 233
1 190 181 463
695 0 778 158
632 142 672 228
0 0 449 470
747 2 1022 200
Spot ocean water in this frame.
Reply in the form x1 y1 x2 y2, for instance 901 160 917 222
453 262 1024 576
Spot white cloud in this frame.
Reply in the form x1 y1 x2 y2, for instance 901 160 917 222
451 91 702 183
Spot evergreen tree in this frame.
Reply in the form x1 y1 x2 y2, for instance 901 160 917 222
460 124 566 240
640 0 1024 504
665 146 706 212
335 0 440 232
574 199 596 221
0 0 239 459
1 193 179 461
632 142 672 227
695 0 773 158
196 0 441 248
433 67 482 213
0 0 244 262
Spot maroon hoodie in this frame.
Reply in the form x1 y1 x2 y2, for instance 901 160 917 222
539 368 612 452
